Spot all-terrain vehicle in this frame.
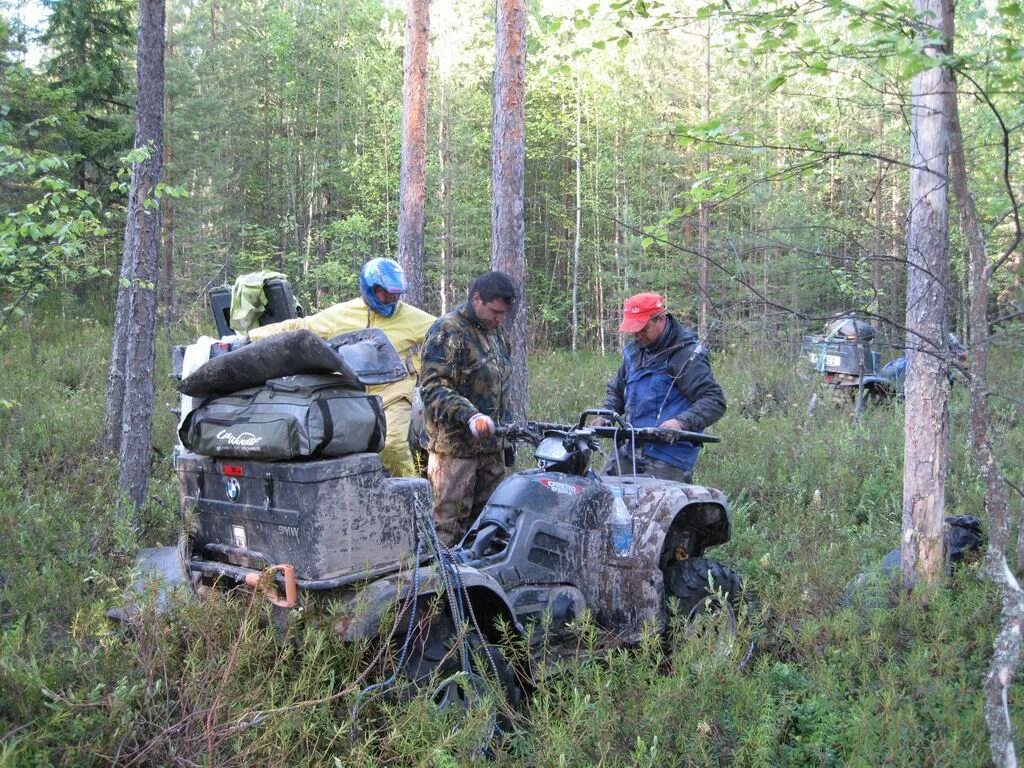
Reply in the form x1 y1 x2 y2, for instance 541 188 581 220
130 283 744 714
803 315 967 406
155 410 741 706
802 314 882 394
855 332 967 402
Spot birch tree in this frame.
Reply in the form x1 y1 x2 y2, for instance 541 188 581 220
940 1 1024 762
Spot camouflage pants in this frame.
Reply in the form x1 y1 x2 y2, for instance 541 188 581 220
427 451 505 547
601 445 693 484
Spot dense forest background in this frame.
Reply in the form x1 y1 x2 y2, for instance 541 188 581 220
6 0 1020 353
3 0 1024 765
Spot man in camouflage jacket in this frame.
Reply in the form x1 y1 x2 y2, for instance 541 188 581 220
419 271 517 546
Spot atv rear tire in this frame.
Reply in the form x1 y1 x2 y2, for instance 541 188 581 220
663 557 744 627
401 601 522 722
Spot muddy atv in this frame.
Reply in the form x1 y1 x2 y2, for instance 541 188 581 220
127 321 744 719
161 411 740 682
802 314 882 396
857 332 967 403
452 412 742 645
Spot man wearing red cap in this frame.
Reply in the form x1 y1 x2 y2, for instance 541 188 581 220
595 292 726 482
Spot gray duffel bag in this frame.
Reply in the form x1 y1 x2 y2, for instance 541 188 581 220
179 374 385 461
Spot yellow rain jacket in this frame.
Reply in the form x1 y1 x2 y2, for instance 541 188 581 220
249 298 436 476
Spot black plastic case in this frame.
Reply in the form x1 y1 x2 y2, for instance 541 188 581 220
176 451 426 581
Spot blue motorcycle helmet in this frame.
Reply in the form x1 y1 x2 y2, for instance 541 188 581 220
359 257 407 317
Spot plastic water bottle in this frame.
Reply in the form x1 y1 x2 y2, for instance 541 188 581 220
608 486 633 557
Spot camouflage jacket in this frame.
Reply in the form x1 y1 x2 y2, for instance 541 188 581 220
420 302 513 457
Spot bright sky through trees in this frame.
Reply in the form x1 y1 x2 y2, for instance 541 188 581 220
7 0 49 67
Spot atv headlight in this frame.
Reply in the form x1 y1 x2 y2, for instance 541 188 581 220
536 436 569 466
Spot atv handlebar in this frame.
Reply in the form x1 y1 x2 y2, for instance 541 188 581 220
495 418 720 446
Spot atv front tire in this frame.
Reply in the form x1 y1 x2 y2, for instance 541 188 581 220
663 557 744 627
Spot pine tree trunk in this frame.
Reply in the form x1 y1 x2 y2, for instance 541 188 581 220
699 18 711 341
113 0 165 515
901 0 951 590
439 80 453 314
571 77 581 355
398 0 429 308
160 21 174 326
104 225 134 455
491 0 527 420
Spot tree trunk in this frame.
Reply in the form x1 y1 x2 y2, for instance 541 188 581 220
398 0 429 308
699 17 711 341
104 222 135 455
901 0 952 590
943 4 1024 763
871 112 884 335
160 18 174 326
109 0 165 516
571 77 581 355
439 79 453 314
491 0 527 421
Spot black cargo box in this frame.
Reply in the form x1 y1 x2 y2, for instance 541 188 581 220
802 336 880 378
177 451 427 581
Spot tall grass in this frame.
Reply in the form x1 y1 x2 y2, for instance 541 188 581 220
0 316 1020 766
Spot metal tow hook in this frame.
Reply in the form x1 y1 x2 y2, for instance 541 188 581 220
245 564 298 608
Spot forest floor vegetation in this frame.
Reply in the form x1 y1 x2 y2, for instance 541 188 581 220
0 313 1022 766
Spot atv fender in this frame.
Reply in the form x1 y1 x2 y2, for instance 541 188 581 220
332 563 520 642
860 374 897 398
634 480 732 558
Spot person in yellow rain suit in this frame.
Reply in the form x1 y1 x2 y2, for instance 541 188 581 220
248 258 436 477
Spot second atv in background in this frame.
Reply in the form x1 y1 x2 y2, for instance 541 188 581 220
802 313 881 396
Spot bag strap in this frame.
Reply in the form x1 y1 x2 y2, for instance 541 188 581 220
314 399 334 456
368 396 386 451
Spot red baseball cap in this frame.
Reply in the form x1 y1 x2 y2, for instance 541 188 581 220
618 292 666 332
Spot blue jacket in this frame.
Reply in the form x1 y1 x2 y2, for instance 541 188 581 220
601 315 726 471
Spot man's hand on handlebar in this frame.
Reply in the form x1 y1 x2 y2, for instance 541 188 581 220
658 418 683 431
587 409 622 428
468 413 495 439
